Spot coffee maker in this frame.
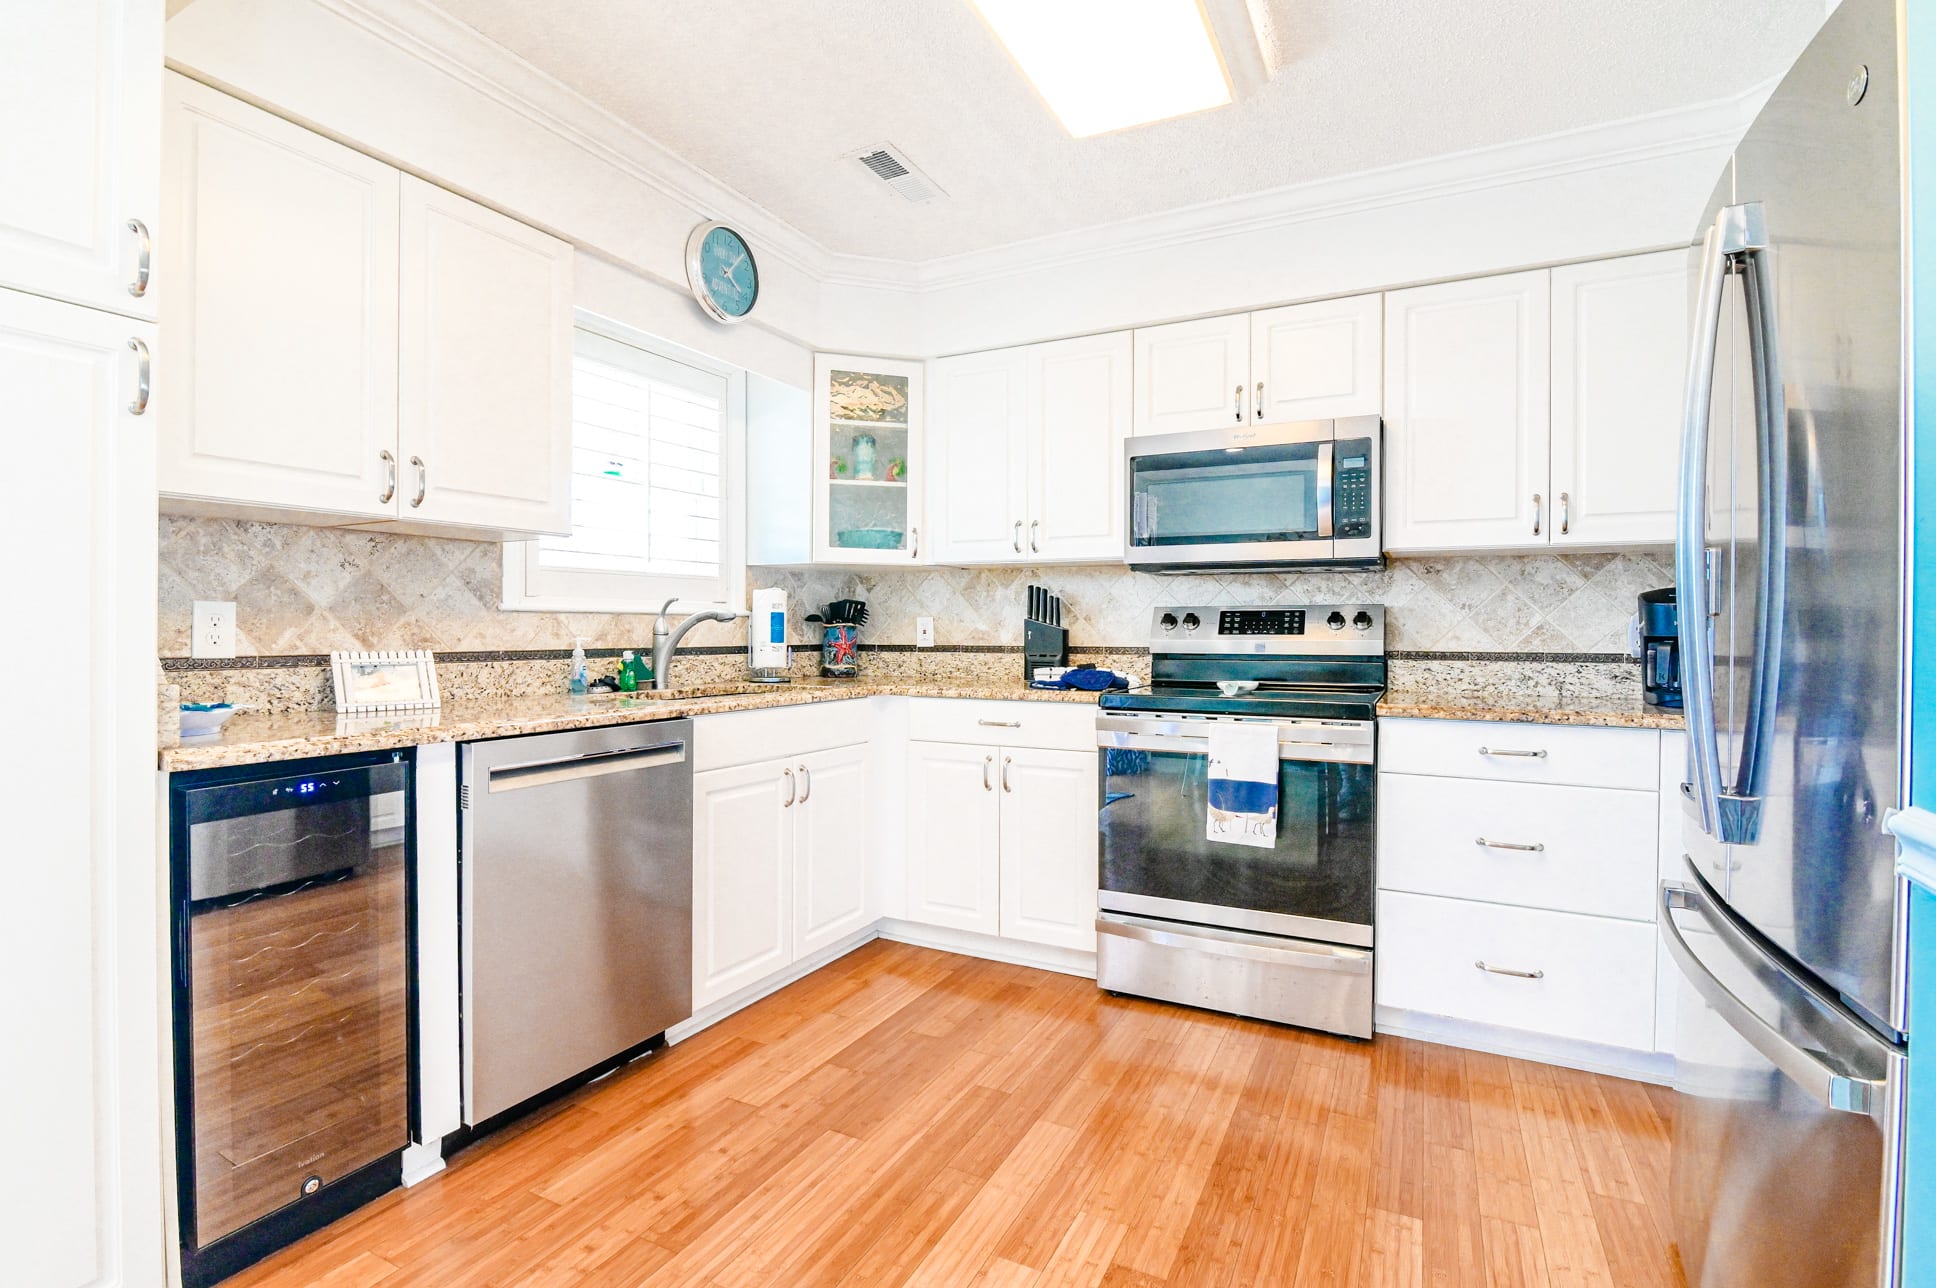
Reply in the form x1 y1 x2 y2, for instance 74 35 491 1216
1637 587 1681 709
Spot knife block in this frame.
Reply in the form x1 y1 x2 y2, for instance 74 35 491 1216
1023 619 1069 684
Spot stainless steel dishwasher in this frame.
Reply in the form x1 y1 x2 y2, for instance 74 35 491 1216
459 721 692 1126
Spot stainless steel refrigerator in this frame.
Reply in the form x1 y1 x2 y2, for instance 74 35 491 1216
1663 0 1909 1283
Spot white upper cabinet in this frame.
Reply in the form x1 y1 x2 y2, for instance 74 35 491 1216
1249 294 1382 423
814 354 926 564
397 176 572 536
1384 270 1553 551
1132 312 1251 435
1025 331 1131 561
158 75 402 520
0 0 159 320
928 349 1027 563
1550 251 1692 547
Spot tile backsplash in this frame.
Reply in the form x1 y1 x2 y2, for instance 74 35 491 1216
158 516 1670 657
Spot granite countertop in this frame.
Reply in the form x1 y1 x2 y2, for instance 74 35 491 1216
1376 690 1684 730
160 679 1099 771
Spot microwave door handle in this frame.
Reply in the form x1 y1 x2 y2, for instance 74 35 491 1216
1316 440 1335 538
1729 209 1786 837
1676 215 1729 839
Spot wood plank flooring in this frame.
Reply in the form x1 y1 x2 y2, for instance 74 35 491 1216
229 940 1684 1288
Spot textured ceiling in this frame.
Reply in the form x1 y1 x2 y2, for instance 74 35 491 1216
420 0 1830 262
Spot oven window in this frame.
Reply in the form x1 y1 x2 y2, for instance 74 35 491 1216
1098 748 1374 928
1129 442 1324 546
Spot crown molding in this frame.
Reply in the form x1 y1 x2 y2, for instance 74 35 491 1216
312 0 1768 302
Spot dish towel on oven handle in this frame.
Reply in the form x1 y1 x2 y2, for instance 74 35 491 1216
1206 720 1279 848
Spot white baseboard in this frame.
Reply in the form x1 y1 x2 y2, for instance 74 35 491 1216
400 1141 447 1187
1375 1005 1675 1085
667 925 883 1045
878 919 1098 980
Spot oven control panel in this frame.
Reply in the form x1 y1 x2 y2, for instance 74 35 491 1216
1149 603 1384 651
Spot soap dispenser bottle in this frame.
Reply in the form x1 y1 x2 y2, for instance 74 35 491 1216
568 639 589 695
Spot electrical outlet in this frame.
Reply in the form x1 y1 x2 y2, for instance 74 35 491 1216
192 600 236 659
915 616 935 648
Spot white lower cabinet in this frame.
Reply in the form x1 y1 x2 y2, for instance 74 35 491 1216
1376 718 1668 1068
691 742 872 1010
906 738 1098 952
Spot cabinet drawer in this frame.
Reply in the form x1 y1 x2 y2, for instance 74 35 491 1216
907 698 1096 752
1379 718 1658 790
693 700 873 772
1376 890 1655 1051
1377 774 1657 920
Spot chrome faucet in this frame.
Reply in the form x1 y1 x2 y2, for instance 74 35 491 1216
651 597 739 691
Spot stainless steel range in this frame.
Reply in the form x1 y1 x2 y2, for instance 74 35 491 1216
1095 603 1383 1038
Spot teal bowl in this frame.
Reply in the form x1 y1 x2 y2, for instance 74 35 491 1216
835 528 904 550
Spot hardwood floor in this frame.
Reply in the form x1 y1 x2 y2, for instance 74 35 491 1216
229 940 1684 1288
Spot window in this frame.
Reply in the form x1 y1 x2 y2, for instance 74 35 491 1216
504 325 745 613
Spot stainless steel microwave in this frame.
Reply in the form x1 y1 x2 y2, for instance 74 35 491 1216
1124 416 1382 571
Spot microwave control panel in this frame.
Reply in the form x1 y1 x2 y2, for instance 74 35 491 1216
1333 437 1374 539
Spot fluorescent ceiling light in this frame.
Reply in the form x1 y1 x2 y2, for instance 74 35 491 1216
971 0 1233 138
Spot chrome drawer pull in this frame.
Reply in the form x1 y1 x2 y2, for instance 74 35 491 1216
977 719 1021 728
1475 837 1545 853
1477 746 1547 759
1475 960 1545 980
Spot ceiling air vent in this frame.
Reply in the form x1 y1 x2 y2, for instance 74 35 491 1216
850 143 944 204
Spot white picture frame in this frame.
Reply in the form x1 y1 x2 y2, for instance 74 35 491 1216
330 650 441 713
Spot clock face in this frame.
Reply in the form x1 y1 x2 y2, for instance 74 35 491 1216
688 223 758 322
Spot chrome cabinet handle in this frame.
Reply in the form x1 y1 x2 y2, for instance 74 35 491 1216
126 218 151 297
409 455 427 507
1558 491 1570 536
911 526 919 560
782 766 796 807
1234 384 1244 423
1013 520 1022 553
977 719 1021 728
126 338 150 415
1476 837 1545 853
1475 961 1545 980
798 764 811 803
1531 493 1543 536
1477 746 1546 759
1001 755 1013 792
378 450 397 504
1254 381 1264 421
1029 520 1039 553
982 755 993 792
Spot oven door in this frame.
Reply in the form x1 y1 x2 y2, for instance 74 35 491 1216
1096 713 1375 946
1126 422 1335 567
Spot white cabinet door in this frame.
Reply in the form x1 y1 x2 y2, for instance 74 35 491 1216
792 745 873 957
0 289 163 1288
927 349 1026 563
996 748 1099 951
0 0 159 319
1550 251 1691 547
397 175 572 537
158 75 400 519
692 760 794 1009
1250 294 1382 422
1025 331 1131 562
1132 313 1251 436
905 742 1002 935
1384 270 1552 551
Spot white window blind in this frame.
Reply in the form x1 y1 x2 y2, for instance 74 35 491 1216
539 329 727 582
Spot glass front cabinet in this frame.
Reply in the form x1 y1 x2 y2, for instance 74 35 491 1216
813 353 924 565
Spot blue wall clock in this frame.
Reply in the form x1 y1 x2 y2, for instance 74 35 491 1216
685 221 759 323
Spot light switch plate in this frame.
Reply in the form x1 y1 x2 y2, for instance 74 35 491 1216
192 600 236 659
915 616 935 648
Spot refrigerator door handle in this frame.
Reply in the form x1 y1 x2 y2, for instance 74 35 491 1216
1660 881 1886 1120
1676 214 1730 838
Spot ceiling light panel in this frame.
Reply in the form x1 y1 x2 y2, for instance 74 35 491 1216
970 0 1233 138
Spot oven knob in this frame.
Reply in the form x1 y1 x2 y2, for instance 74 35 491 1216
1182 613 1201 631
1159 612 1178 631
1352 611 1373 631
1326 611 1346 631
